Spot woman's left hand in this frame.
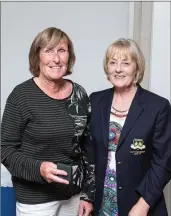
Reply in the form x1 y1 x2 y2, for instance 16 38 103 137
128 197 150 216
78 200 93 216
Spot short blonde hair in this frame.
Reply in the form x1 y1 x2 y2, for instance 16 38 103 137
29 27 76 77
104 38 145 84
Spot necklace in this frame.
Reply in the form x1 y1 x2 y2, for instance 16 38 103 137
110 110 128 117
112 105 129 113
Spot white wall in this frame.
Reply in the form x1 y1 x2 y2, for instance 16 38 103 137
150 2 170 100
1 2 129 107
149 2 171 215
1 1 129 186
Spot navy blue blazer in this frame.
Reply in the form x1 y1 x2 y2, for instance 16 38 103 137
90 85 171 216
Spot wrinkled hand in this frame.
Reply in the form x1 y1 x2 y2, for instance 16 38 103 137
128 198 150 216
78 200 93 216
40 161 69 184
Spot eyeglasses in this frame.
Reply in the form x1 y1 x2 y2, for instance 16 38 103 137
108 61 130 67
41 48 68 57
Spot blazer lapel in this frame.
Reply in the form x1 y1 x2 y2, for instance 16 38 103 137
101 88 114 150
116 86 146 152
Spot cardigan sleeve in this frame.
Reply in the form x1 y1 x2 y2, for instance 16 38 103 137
135 99 171 208
1 97 47 184
80 95 96 203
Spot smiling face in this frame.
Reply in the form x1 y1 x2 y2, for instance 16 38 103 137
39 40 69 81
107 53 137 89
104 39 145 90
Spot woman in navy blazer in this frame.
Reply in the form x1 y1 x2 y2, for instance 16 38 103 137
90 39 171 216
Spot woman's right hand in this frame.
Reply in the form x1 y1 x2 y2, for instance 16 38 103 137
40 161 69 184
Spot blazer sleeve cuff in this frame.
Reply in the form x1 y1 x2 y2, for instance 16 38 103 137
135 183 160 208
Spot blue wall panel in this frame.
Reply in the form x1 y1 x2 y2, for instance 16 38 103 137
1 187 16 216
